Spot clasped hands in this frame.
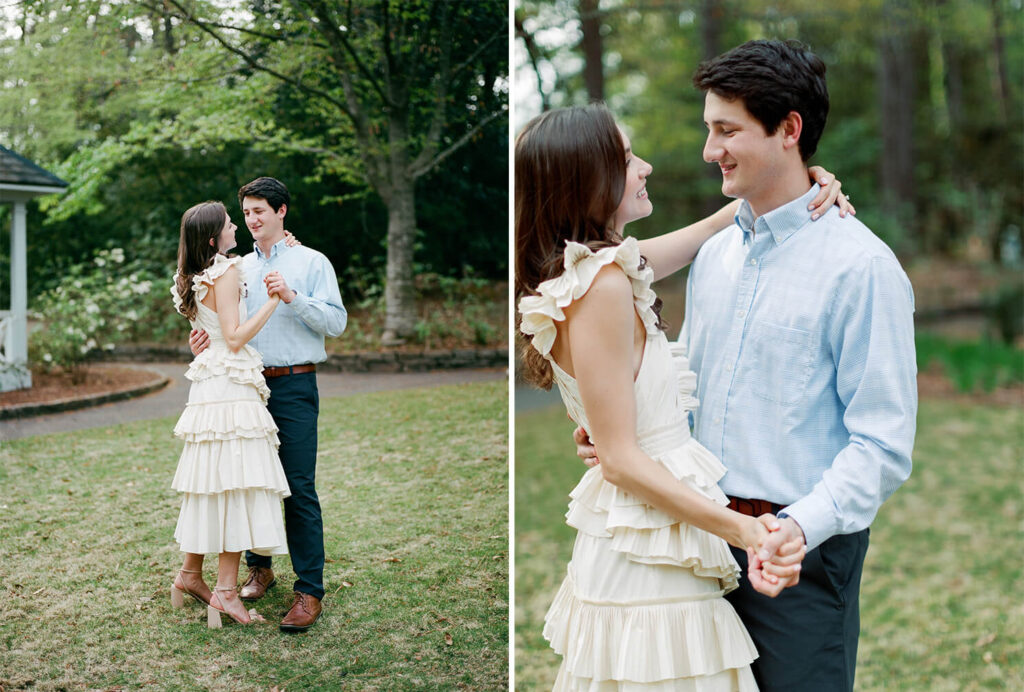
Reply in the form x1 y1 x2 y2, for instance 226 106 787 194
189 273 292 354
573 426 806 598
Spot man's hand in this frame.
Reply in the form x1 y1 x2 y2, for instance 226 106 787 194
573 425 600 468
746 515 806 597
189 328 210 356
264 271 296 303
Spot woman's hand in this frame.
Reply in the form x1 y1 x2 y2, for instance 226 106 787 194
737 514 770 553
284 230 302 247
806 166 856 220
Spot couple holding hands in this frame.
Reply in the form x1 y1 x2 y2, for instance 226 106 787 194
168 176 346 632
516 40 917 691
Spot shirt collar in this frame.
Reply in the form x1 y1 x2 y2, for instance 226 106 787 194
253 237 290 260
734 183 820 246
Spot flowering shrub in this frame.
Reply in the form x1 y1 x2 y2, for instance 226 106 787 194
28 247 183 383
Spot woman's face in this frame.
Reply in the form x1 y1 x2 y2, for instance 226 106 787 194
611 127 653 233
214 213 238 254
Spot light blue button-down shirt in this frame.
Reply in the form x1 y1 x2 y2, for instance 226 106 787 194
242 239 347 367
680 184 917 551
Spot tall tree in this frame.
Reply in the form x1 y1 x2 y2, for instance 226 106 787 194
579 0 604 102
149 0 508 343
877 0 916 229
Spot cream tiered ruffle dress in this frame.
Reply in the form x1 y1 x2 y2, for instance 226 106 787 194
519 238 758 691
170 254 290 556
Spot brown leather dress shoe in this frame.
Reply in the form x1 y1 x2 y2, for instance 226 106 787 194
239 567 276 602
280 592 322 632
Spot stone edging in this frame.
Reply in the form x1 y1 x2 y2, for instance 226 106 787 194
96 345 509 373
0 370 170 421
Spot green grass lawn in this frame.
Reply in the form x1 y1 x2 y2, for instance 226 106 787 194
0 380 508 691
514 397 1023 691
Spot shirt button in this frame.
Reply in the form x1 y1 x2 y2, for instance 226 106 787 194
725 363 733 372
749 258 758 266
713 417 722 425
736 310 746 319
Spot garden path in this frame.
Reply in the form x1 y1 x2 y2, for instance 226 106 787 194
0 362 507 441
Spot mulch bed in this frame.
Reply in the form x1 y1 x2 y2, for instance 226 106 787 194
0 366 163 408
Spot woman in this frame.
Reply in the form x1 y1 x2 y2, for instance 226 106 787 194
516 105 849 690
168 201 291 627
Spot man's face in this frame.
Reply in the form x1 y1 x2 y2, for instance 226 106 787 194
702 91 787 211
242 196 286 244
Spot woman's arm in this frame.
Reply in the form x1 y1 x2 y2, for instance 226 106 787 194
637 166 853 282
212 265 281 352
637 200 740 282
564 264 765 550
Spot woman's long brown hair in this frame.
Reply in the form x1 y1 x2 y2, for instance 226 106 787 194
174 201 227 321
515 105 664 389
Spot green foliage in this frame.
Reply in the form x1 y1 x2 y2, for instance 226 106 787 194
987 281 1024 344
516 0 1023 257
333 272 507 352
916 332 1024 393
28 247 181 382
0 0 508 314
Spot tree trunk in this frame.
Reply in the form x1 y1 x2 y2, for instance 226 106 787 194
382 179 418 344
579 0 603 103
989 0 1010 122
699 0 724 218
877 1 916 243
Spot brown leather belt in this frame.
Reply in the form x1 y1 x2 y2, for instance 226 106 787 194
727 496 785 517
262 364 316 378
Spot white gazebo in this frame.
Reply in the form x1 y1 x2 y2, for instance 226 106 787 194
0 146 68 392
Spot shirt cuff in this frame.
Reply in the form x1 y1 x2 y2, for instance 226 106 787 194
287 291 308 313
778 493 838 552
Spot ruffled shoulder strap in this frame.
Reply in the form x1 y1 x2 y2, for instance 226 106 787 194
518 237 658 359
170 254 243 312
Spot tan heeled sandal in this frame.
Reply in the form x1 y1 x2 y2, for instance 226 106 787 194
207 586 265 628
170 568 211 608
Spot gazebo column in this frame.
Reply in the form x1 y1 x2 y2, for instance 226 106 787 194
7 201 31 388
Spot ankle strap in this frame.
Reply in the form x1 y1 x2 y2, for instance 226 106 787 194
179 568 203 574
214 585 237 592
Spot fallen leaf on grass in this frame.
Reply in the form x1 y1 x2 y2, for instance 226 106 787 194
983 652 994 664
975 633 996 647
444 633 453 646
342 581 353 588
383 557 402 563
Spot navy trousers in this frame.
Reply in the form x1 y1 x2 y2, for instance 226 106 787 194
726 529 870 692
246 372 325 600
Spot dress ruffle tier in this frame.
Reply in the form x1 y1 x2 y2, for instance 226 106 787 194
519 239 758 691
169 254 290 557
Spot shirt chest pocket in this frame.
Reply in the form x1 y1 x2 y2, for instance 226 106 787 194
747 322 813 405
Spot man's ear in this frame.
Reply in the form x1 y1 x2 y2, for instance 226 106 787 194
781 111 803 151
277 203 288 220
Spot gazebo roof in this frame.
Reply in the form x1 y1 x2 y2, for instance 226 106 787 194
0 145 68 189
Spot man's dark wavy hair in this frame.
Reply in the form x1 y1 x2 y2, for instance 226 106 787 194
693 39 829 161
238 176 290 212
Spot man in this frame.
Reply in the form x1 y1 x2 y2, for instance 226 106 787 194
191 176 347 632
579 40 917 690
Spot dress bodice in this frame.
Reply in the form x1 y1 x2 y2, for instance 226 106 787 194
171 253 269 403
518 238 701 447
